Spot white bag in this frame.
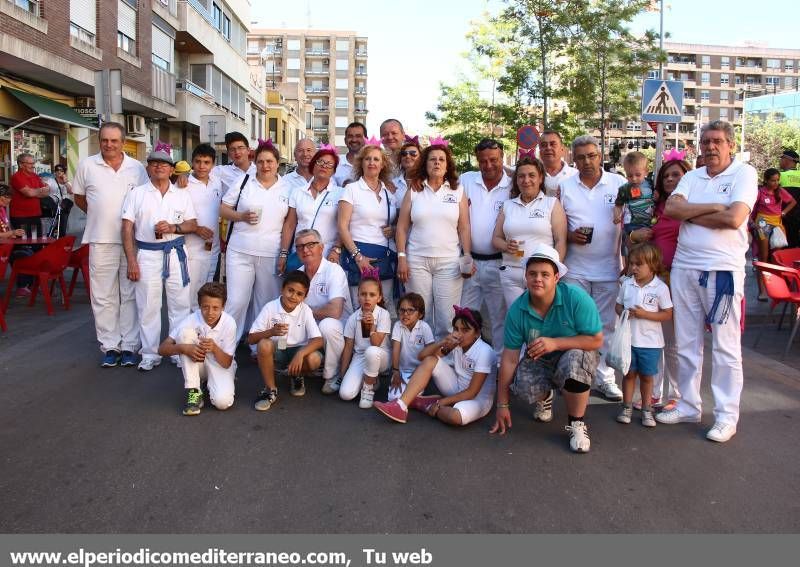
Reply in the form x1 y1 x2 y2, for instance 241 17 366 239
770 225 789 249
605 309 631 375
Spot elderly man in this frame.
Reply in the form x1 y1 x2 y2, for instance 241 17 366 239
122 149 197 371
559 135 626 402
779 149 800 247
539 130 577 197
9 153 48 239
72 123 149 367
379 118 405 174
284 139 317 190
491 244 603 453
295 228 353 393
656 121 757 443
460 138 511 358
334 122 367 186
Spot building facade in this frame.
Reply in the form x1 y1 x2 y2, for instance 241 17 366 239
247 28 368 152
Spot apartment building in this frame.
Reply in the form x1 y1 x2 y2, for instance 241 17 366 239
247 28 368 153
602 42 800 157
0 0 250 181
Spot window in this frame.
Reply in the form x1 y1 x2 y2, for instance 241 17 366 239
287 39 301 51
720 73 729 85
15 0 40 15
647 70 658 79
701 90 710 102
336 40 349 51
335 97 348 109
719 108 729 119
117 32 135 55
735 75 743 85
222 15 231 40
336 58 349 71
269 118 278 141
248 40 260 54
766 76 780 86
335 116 348 128
701 107 709 118
212 3 222 30
786 60 795 72
767 59 780 69
701 72 710 85
786 76 796 89
701 55 710 67
721 56 730 68
336 78 348 89
151 25 174 72
286 58 300 70
117 0 137 55
70 0 96 44
306 112 312 130
720 90 729 101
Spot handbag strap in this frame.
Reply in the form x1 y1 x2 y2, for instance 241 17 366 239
309 187 329 229
225 173 250 244
383 187 392 247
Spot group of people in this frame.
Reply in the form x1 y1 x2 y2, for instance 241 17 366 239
20 115 770 454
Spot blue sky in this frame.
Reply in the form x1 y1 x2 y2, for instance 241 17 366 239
252 0 790 135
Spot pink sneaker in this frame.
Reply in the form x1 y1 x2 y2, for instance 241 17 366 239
409 395 441 413
374 400 408 424
633 397 661 411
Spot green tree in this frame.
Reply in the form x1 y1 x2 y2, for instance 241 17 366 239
740 115 800 174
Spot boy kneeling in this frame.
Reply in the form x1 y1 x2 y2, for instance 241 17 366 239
248 271 324 411
158 282 237 416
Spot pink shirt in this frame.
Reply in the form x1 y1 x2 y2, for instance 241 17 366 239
753 186 794 217
651 200 680 270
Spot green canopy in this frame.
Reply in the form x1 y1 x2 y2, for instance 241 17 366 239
4 86 97 130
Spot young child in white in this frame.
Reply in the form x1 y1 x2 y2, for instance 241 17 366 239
158 282 237 416
374 306 497 426
614 243 673 427
248 271 324 412
389 292 435 401
339 276 392 408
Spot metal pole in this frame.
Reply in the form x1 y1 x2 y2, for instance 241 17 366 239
740 87 747 158
654 0 666 177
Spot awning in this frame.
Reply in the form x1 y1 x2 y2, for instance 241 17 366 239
3 86 97 130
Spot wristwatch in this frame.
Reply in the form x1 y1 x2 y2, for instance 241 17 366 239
174 224 182 234
332 245 342 254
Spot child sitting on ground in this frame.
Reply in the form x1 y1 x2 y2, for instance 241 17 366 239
248 271 324 411
389 292 435 401
158 282 237 416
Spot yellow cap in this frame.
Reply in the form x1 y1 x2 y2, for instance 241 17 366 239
174 160 191 174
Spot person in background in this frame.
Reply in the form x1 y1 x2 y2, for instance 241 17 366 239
751 167 795 300
45 164 73 238
0 183 31 295
334 122 367 186
392 137 421 205
284 139 317 190
212 132 255 197
379 118 405 175
778 149 800 248
72 122 149 368
539 130 577 197
9 153 47 242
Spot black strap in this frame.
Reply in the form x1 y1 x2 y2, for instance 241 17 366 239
225 174 250 245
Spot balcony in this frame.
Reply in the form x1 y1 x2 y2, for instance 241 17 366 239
152 65 176 105
305 86 330 94
312 106 329 113
305 68 330 75
354 108 367 115
313 125 329 132
354 88 367 95
305 49 330 57
152 0 178 21
355 69 367 76
355 50 368 58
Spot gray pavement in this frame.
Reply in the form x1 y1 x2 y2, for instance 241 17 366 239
1 278 799 534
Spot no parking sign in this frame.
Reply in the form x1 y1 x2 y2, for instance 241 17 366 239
517 125 540 149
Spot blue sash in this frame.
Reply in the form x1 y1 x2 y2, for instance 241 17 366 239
136 237 190 287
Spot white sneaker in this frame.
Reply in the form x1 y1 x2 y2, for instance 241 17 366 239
137 358 161 372
565 420 590 453
597 382 623 401
706 422 736 443
170 354 182 368
358 384 375 409
533 390 554 422
655 407 701 424
322 376 341 395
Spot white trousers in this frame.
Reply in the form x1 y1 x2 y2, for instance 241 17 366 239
562 276 619 388
348 279 394 319
89 243 138 353
318 317 345 380
671 268 745 425
432 359 493 425
225 249 280 344
461 258 506 358
499 264 526 317
178 327 235 410
339 346 390 400
135 249 191 361
654 317 681 401
406 255 463 339
187 247 219 311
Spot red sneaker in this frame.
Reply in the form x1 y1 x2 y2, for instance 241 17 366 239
374 400 408 424
409 395 441 413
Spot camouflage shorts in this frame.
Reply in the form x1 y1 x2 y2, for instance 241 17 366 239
510 349 598 404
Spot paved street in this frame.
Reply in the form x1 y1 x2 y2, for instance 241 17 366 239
1 273 799 534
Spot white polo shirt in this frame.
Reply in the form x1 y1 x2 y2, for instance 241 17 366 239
393 175 409 207
289 180 342 252
445 338 496 402
121 182 197 244
333 156 356 186
407 180 465 258
340 178 397 245
500 192 558 266
672 159 758 272
344 306 392 354
461 171 511 256
391 319 435 374
184 174 223 255
222 175 291 257
250 297 321 348
72 153 148 244
211 162 255 195
616 275 672 348
171 310 238 363
283 170 312 191
301 258 353 320
560 171 626 281
545 161 578 197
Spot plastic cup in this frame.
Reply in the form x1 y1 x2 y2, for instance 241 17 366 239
578 226 594 244
513 239 526 259
459 256 473 276
276 314 288 350
251 206 263 225
31 226 38 241
204 240 213 251
360 309 373 338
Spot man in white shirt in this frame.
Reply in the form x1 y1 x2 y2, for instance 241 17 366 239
297 228 353 394
284 139 317 190
72 122 148 368
540 130 577 197
559 135 626 401
460 138 512 359
211 132 255 197
184 143 223 310
122 150 198 371
656 120 758 443
379 118 405 174
334 122 366 186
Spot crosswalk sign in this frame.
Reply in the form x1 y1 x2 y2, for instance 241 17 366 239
641 79 683 124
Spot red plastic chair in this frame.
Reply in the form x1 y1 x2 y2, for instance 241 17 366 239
66 243 90 299
772 248 800 272
1 236 75 316
0 242 12 282
0 305 6 332
752 261 800 358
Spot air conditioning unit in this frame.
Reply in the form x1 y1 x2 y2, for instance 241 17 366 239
126 114 147 136
323 59 329 65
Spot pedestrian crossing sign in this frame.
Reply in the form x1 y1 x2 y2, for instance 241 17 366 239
641 79 683 124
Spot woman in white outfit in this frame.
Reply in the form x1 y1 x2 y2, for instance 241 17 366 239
337 144 398 308
392 138 421 206
492 156 567 309
220 142 292 345
396 141 473 339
